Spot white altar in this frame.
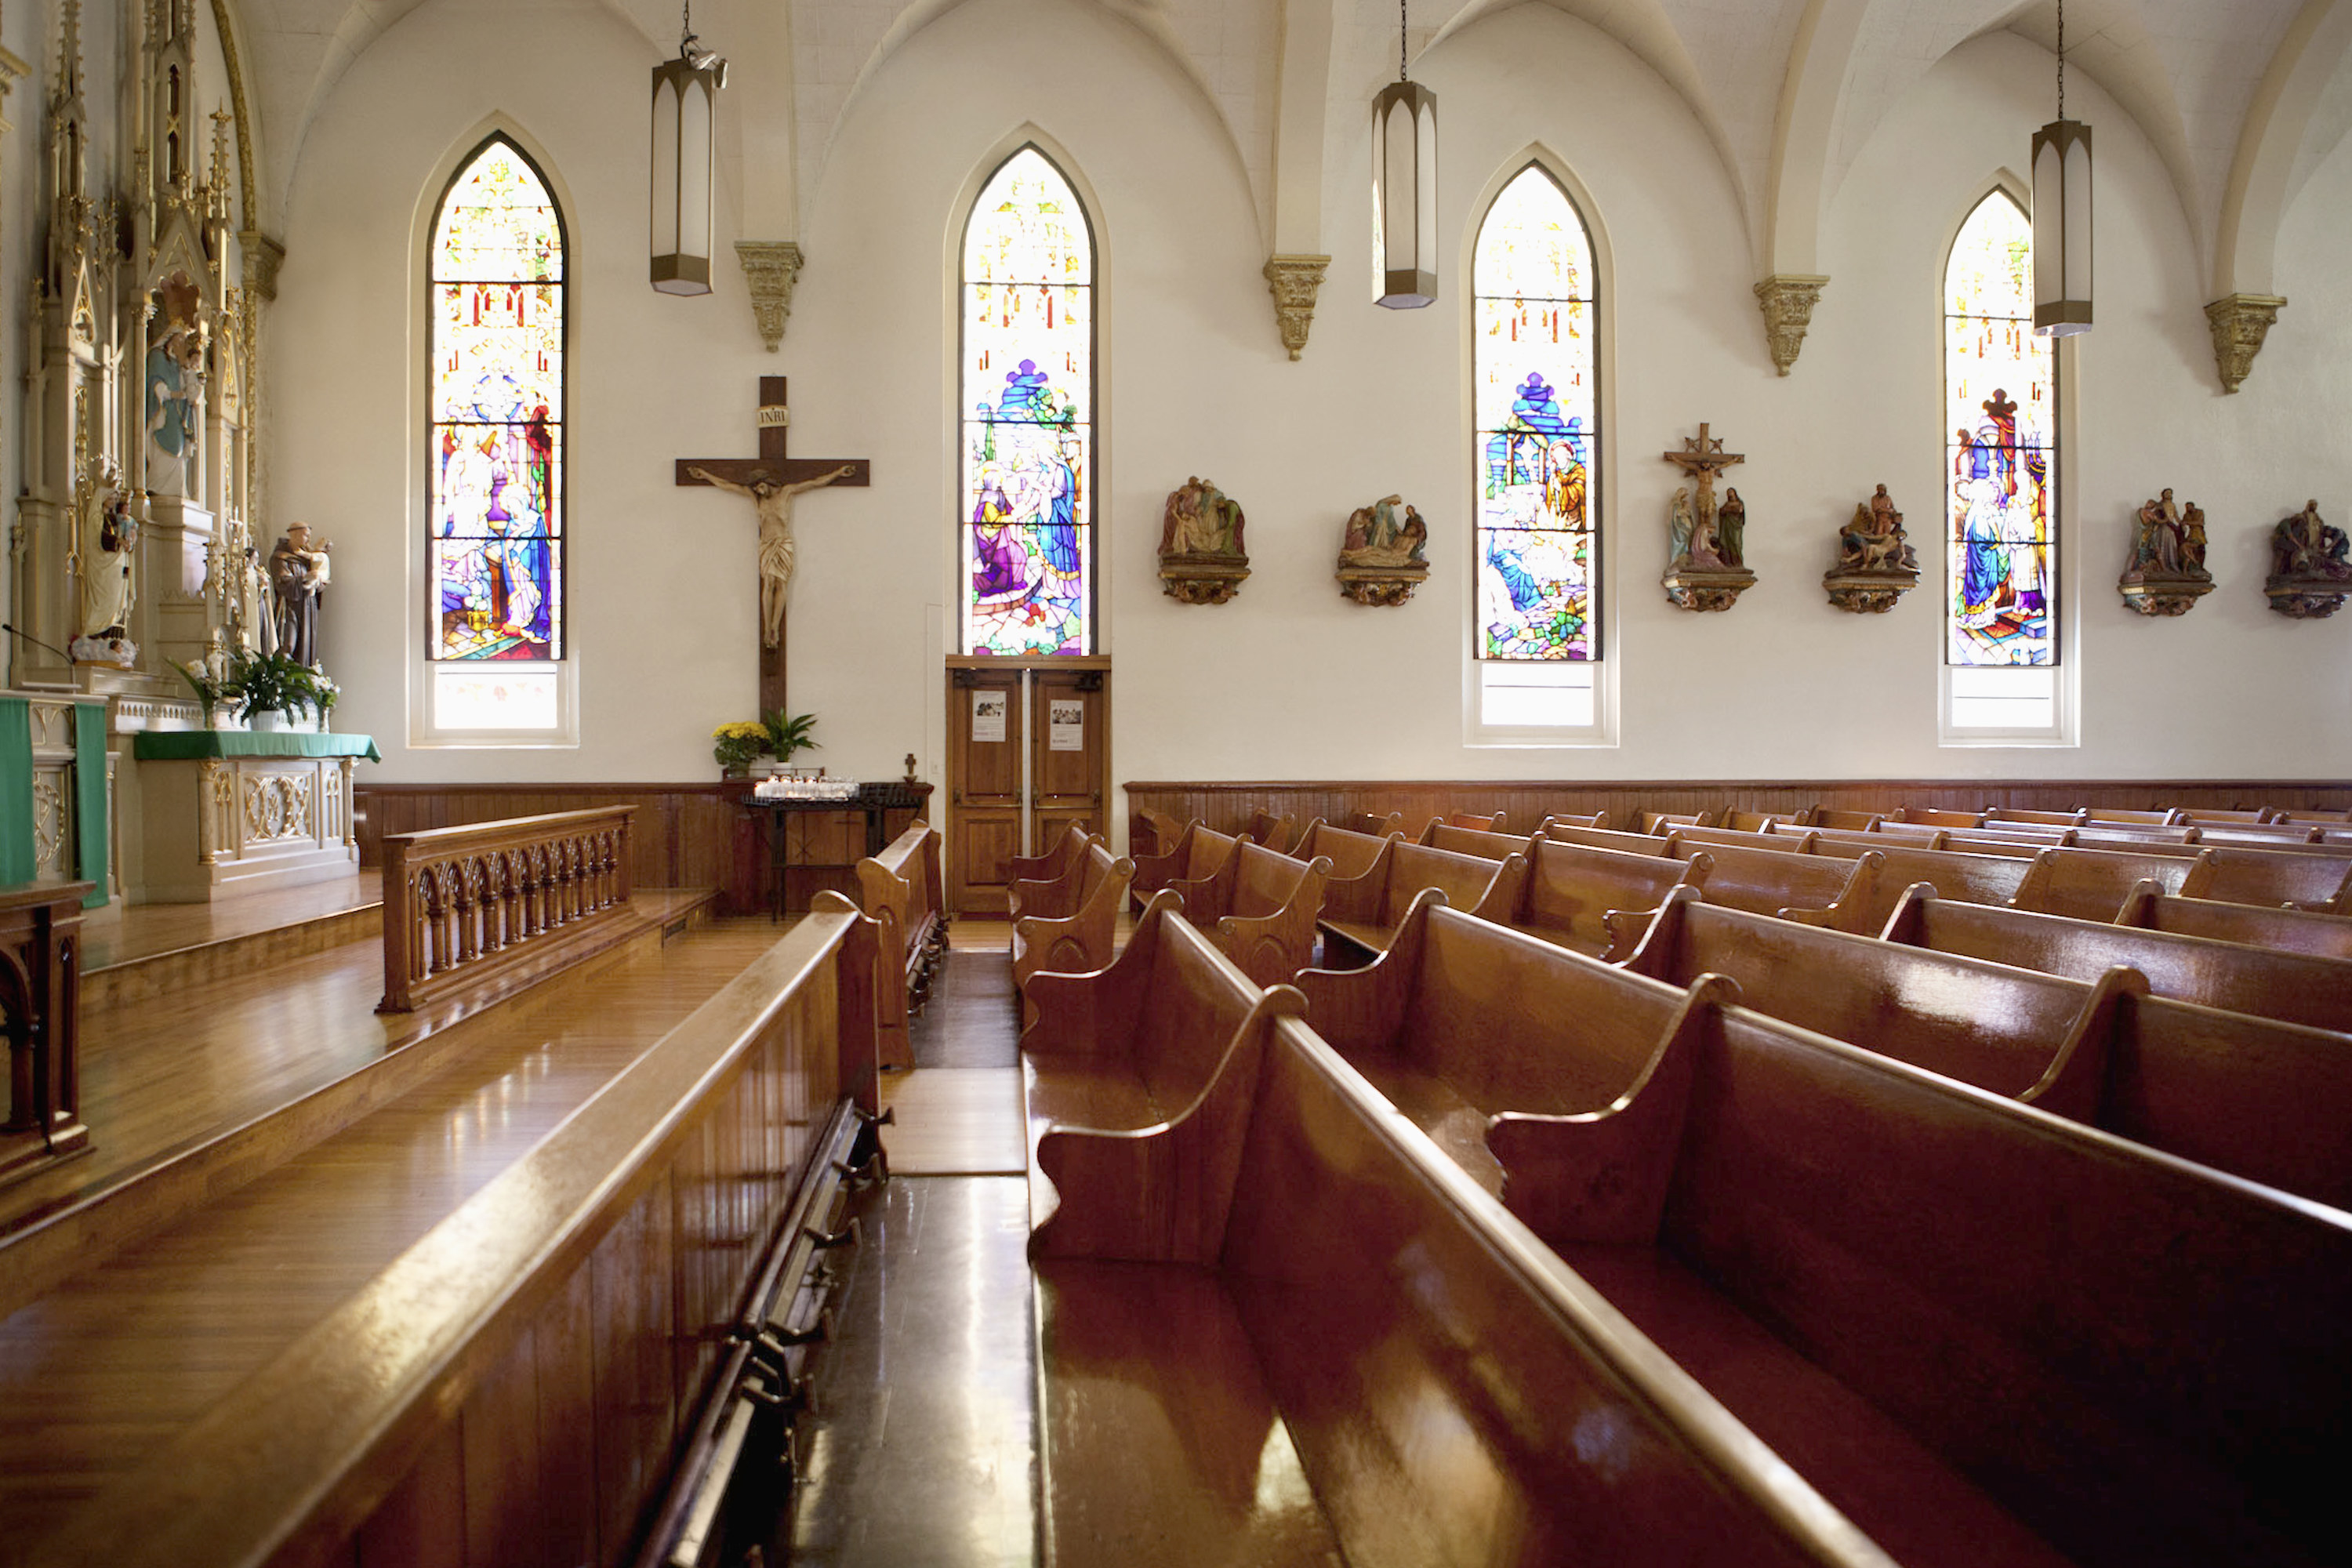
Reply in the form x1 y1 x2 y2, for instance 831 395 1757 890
128 731 371 902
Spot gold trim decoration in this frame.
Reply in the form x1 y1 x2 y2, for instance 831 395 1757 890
2205 293 2285 394
735 241 804 353
1753 274 1828 377
1262 254 1330 361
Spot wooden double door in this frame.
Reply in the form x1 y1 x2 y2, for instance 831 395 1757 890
946 664 1109 914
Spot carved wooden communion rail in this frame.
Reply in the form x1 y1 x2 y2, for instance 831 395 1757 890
377 807 637 1013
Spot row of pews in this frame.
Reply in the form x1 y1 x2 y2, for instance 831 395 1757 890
1010 793 2352 1566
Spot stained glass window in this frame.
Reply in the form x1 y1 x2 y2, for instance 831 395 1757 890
429 136 564 666
960 148 1093 657
1944 192 2056 668
1474 166 1597 663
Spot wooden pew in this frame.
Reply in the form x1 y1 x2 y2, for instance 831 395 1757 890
2277 808 2352 825
1240 808 1297 854
2177 807 2278 825
1940 831 2060 859
1319 840 1526 963
1417 820 1538 858
1984 806 2087 826
2008 845 2212 921
2180 846 2352 913
855 819 946 1070
1439 809 1506 832
1801 839 2048 929
1618 889 2118 1105
1806 821 1947 848
1674 822 1821 854
1807 808 1883 830
1881 886 2352 1035
1134 821 1242 908
1340 810 1406 837
1722 809 1792 831
2082 807 2183 826
1538 820 1680 857
1017 822 1099 887
1176 840 1332 987
1031 979 1911 1566
1007 829 1108 924
1639 809 1715 832
1012 840 1137 996
2114 886 2352 961
1509 837 1708 958
1289 818 1399 880
1022 902 1305 1256
1892 806 1984 828
1129 806 1185 860
1537 808 1613 830
1658 835 1882 927
1499 993 2352 1568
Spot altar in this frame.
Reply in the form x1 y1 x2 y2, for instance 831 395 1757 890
129 731 376 902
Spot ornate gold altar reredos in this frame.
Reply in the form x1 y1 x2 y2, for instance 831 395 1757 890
15 0 269 703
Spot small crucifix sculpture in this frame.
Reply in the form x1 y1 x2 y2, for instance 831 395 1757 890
1660 422 1755 612
677 376 871 715
1661 422 1746 535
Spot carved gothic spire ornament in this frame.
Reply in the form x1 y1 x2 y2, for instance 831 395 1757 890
2205 294 2285 395
1753 274 1827 376
735 241 804 352
1262 254 1329 361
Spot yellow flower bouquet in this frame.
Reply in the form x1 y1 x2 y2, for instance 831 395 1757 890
712 720 770 774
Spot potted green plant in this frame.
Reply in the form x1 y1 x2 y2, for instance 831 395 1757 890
230 649 324 731
764 710 820 772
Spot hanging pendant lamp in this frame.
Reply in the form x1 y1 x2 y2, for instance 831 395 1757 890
2031 0 2091 336
1371 0 1436 309
652 0 728 296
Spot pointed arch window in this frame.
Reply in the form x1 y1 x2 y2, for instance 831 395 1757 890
1944 190 2063 736
1472 164 1599 731
960 147 1094 657
426 136 565 731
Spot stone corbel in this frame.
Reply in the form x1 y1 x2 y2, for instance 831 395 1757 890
1262 254 1329 361
2205 294 2285 394
736 241 804 353
237 230 285 299
1753 274 1828 377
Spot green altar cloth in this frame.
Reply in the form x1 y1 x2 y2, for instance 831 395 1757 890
132 730 383 764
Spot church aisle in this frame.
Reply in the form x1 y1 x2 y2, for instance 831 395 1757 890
879 923 1028 1174
789 1177 1038 1568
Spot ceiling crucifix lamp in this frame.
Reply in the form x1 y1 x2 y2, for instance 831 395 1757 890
651 0 727 296
2031 0 2091 336
1372 0 1436 309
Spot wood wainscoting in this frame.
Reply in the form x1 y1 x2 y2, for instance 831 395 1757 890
1124 779 2352 838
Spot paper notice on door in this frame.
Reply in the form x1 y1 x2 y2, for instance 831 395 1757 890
971 691 1008 742
1049 699 1085 751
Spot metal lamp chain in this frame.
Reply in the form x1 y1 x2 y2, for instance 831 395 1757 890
1400 0 1409 82
2056 0 2064 119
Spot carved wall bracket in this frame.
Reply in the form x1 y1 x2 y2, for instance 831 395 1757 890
736 241 805 353
2205 293 2285 394
1754 274 1828 376
1262 254 1330 361
1661 565 1756 612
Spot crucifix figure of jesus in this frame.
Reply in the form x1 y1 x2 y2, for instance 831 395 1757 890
677 376 871 714
1661 422 1746 560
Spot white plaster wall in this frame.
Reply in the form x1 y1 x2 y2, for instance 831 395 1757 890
261 0 2350 791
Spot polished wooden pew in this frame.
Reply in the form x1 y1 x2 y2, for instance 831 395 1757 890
1511 837 1707 958
1133 820 1241 908
1675 822 1821 854
1893 806 1985 828
1031 975 1908 1566
1939 830 2060 858
1658 835 1882 926
1416 820 1537 858
855 819 946 1071
1618 888 2117 1105
1537 808 1613 830
2178 807 2278 826
2180 846 2352 913
1984 806 2087 826
1018 820 1100 884
1801 839 2047 930
1175 840 1332 987
1805 821 1947 848
1881 886 2352 1035
1319 840 1527 961
1439 809 1506 832
1241 808 1297 854
1639 809 1715 832
1013 840 1136 995
1339 810 1406 837
2008 845 2211 920
2114 885 2352 961
1008 829 1109 924
1508 989 2352 1568
1288 818 1399 880
1807 808 1883 830
1537 820 1679 857
2082 806 2182 826
1128 806 1185 859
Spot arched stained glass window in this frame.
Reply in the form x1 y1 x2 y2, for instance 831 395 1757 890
1472 165 1598 730
1944 192 2055 669
428 136 564 728
960 147 1093 656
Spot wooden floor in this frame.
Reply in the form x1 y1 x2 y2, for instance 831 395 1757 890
2 887 713 1238
0 916 799 1555
79 869 387 972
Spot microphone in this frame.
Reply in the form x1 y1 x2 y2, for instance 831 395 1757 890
1 622 74 665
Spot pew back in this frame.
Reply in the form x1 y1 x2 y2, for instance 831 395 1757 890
1515 837 1704 956
1417 821 1538 859
1291 819 1398 880
1662 837 1878 926
2180 846 2352 913
2009 847 2211 921
2114 887 2352 960
1206 843 1330 987
1541 821 1681 857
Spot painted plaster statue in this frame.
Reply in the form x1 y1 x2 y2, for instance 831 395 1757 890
2181 504 2207 573
1159 477 1247 558
1837 485 1915 574
76 467 136 638
2272 499 2352 581
688 463 858 649
1338 495 1428 568
2132 489 2189 575
143 302 206 499
270 521 333 666
1668 488 1696 565
1715 488 1748 568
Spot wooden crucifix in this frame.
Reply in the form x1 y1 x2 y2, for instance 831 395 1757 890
1661 422 1745 528
676 376 872 716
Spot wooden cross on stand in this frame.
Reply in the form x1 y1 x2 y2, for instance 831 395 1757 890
676 376 872 717
1661 423 1745 528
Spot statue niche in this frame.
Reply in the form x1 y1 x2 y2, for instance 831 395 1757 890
1158 476 1250 604
1336 495 1430 606
2266 499 2352 619
2117 488 2213 617
1824 484 1919 614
